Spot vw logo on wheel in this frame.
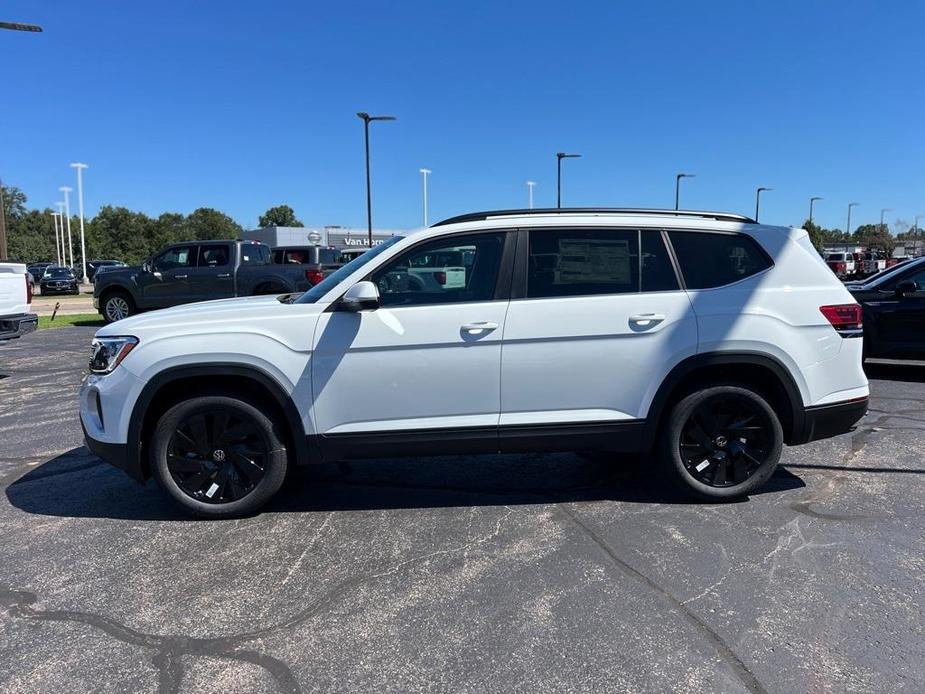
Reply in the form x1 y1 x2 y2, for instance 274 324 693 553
212 449 226 462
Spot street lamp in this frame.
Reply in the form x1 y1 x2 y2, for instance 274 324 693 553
526 181 536 209
419 168 431 227
59 187 74 268
356 112 396 248
915 215 923 257
71 162 89 283
50 211 61 265
556 152 581 208
755 187 772 222
847 202 858 238
675 173 695 210
809 196 823 224
55 202 66 264
880 208 892 235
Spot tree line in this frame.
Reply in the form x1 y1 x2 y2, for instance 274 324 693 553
1 184 304 266
802 219 921 257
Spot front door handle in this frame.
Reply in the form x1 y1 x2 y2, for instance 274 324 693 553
629 313 666 328
461 321 499 334
217 273 231 278
174 274 188 279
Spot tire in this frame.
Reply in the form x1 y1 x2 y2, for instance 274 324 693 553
150 395 289 518
102 291 134 323
660 385 783 501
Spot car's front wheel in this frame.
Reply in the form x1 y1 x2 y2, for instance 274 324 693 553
150 395 289 518
102 291 134 323
661 385 783 500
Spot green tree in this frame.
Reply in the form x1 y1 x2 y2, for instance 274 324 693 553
258 205 303 228
86 206 158 265
802 219 825 251
854 223 895 257
184 207 242 241
7 208 58 263
1 184 27 220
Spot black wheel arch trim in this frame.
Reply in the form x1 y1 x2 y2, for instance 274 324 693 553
643 351 806 448
125 363 312 481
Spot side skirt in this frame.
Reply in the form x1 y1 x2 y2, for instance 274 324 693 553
312 420 647 462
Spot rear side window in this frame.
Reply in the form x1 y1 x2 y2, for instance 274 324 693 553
527 229 679 298
668 231 772 289
198 244 231 267
241 244 270 265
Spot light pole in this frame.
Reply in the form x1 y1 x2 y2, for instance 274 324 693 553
70 163 89 283
755 187 772 222
914 215 923 254
527 181 536 209
419 168 431 227
55 202 66 264
59 187 74 268
356 112 396 248
847 202 858 239
556 152 581 208
809 196 823 224
880 208 892 236
50 211 61 265
675 173 695 210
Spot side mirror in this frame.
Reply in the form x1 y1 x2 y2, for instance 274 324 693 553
142 261 152 273
338 281 379 311
895 280 918 297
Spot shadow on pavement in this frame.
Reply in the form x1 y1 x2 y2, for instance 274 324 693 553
5 447 806 521
864 361 925 383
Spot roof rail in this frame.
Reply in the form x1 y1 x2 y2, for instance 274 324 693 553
432 208 757 227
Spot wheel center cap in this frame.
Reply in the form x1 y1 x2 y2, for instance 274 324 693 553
714 435 728 449
212 449 226 462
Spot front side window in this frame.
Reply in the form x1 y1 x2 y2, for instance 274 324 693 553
296 236 404 304
198 244 230 267
153 246 194 272
371 232 505 307
668 231 772 289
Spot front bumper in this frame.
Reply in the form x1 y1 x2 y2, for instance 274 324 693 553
0 313 38 340
793 396 869 444
81 420 144 483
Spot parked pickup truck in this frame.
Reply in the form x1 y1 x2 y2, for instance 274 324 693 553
94 240 312 323
0 263 38 341
271 245 345 286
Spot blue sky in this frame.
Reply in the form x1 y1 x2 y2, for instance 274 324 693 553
2 1 923 232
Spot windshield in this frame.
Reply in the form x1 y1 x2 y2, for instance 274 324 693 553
296 236 404 304
44 268 73 278
862 258 923 289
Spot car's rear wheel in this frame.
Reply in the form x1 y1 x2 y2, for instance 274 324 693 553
102 291 134 323
150 395 289 518
661 385 782 500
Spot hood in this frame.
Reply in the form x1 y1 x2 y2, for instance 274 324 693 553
95 265 142 282
96 294 326 339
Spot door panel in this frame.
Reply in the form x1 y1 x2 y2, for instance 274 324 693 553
500 228 697 441
310 230 513 442
189 243 234 301
141 245 196 308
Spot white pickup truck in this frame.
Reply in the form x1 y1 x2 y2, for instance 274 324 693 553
0 262 38 341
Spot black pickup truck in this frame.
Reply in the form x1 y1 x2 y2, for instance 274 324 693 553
94 240 312 323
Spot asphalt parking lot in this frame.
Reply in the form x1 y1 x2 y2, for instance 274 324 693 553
1 328 923 694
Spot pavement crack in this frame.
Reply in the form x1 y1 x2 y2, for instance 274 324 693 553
559 504 769 694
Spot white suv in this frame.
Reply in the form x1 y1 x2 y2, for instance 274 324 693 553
80 209 869 517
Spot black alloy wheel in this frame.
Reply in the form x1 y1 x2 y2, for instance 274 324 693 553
662 385 783 500
151 395 289 517
167 408 269 504
678 393 773 487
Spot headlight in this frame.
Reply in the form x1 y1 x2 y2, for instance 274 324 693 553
89 336 138 374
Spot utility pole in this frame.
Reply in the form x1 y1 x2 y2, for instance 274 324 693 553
0 181 7 259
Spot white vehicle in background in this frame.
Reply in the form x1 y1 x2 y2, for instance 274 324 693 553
0 262 38 341
80 208 869 517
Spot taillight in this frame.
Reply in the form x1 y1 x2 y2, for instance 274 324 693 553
25 274 33 304
305 269 324 285
820 304 862 337
435 271 447 285
836 262 846 273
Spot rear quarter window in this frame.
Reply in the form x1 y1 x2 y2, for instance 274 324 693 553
668 231 772 289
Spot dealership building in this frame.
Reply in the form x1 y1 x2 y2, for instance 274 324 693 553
243 225 407 250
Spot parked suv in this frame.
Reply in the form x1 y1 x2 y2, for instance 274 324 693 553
80 209 869 517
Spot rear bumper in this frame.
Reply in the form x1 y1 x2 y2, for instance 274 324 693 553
793 396 868 444
0 313 38 340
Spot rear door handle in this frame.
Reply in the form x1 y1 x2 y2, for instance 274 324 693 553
461 321 499 334
174 274 188 279
217 273 231 278
629 313 666 327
